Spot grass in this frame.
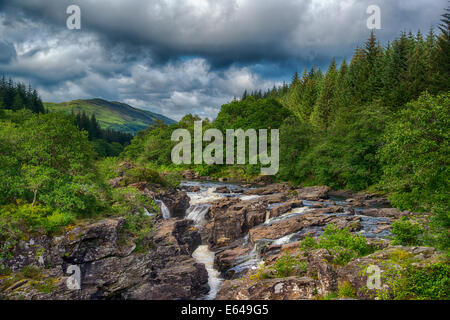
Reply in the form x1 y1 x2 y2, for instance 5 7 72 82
45 99 175 135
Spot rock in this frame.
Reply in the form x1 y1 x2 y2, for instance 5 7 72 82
181 170 198 180
159 189 190 218
249 213 362 243
216 277 318 300
336 246 441 299
328 190 354 198
358 208 408 219
295 186 331 200
208 198 268 248
108 177 124 188
183 186 201 193
260 193 290 204
243 183 293 196
308 206 345 215
307 249 338 295
0 219 209 300
215 186 231 194
214 245 253 274
270 200 303 218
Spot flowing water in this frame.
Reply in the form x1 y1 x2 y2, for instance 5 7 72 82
156 200 171 219
180 180 392 299
192 245 223 300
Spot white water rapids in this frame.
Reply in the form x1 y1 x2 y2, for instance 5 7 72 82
180 180 393 300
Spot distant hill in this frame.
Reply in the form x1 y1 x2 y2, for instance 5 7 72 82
44 98 176 135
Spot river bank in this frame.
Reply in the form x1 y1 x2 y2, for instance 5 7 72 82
0 172 446 300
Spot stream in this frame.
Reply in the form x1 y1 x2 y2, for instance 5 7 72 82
160 180 393 300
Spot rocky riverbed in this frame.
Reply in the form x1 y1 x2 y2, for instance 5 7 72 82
0 177 443 300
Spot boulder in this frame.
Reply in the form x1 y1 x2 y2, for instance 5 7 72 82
249 213 362 243
243 183 294 196
270 200 303 218
358 208 408 219
216 277 318 300
158 189 190 218
295 186 331 200
0 219 209 300
208 198 268 248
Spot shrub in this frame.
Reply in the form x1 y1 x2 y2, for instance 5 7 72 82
378 261 450 300
391 217 424 246
317 224 373 264
271 254 307 278
299 236 316 251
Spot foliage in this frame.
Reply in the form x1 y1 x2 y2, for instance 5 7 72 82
379 93 449 212
391 217 425 246
300 225 374 265
376 261 450 300
44 98 175 135
270 254 308 278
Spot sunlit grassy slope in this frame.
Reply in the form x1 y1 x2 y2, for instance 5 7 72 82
44 98 176 135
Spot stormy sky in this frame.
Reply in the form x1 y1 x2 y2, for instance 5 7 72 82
0 0 446 120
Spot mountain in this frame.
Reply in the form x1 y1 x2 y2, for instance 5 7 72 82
44 98 176 135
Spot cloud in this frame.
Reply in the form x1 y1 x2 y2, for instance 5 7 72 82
0 40 16 63
0 0 447 120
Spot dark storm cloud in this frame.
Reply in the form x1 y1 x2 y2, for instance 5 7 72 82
0 0 447 120
0 40 16 63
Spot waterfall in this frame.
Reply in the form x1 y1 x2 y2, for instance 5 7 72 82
186 204 210 226
192 245 223 300
156 200 171 219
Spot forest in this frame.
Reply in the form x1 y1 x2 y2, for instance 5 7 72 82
122 12 449 251
0 4 448 300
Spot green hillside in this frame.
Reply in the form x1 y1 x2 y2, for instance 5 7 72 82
44 98 176 135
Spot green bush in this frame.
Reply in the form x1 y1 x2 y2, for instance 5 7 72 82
271 254 307 278
378 261 450 300
317 224 373 264
299 236 316 251
391 217 424 246
300 224 374 265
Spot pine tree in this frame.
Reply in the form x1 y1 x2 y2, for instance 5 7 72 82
435 5 450 92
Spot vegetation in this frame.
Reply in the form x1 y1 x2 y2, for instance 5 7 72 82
300 225 374 265
391 217 425 246
0 4 448 301
372 251 449 300
44 98 176 135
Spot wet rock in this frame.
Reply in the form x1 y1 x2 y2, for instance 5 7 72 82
295 186 331 201
270 200 303 218
183 186 201 193
215 186 231 194
214 246 253 273
249 213 362 243
159 189 190 219
208 198 268 248
181 170 198 180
